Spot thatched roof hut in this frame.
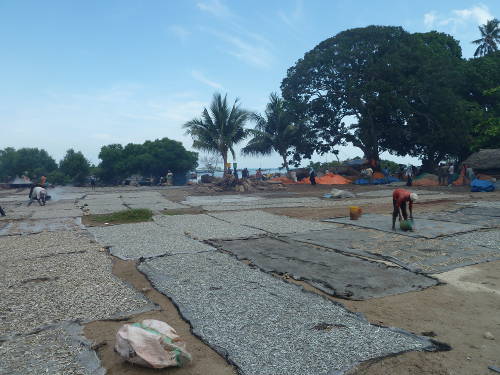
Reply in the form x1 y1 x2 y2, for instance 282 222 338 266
463 149 500 176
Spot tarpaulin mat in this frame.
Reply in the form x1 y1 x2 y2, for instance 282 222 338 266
323 214 482 238
418 211 500 228
215 236 437 299
288 228 500 274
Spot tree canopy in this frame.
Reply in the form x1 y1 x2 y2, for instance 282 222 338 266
242 93 299 172
472 18 499 57
59 149 91 185
0 147 57 181
280 26 496 170
184 93 250 172
98 138 198 184
282 26 418 165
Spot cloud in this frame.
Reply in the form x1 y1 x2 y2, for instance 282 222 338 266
207 29 274 68
278 0 304 27
423 11 437 28
169 25 190 42
191 70 223 89
452 4 493 25
196 0 232 18
423 4 493 29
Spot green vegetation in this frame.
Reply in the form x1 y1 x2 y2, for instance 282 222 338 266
184 93 250 173
86 209 153 225
279 26 500 171
98 138 198 184
59 149 91 185
472 18 499 57
0 147 57 181
242 93 299 172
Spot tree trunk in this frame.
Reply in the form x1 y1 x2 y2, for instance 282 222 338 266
222 152 228 175
282 154 290 173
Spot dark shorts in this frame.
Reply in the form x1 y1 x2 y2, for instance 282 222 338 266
393 199 408 220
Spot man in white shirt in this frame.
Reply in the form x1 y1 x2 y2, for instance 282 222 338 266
28 186 47 206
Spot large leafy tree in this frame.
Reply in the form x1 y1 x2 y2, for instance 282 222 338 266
59 149 91 185
472 18 500 57
0 147 57 181
242 93 299 172
281 26 415 166
465 51 500 151
98 138 197 184
385 32 470 170
184 93 250 173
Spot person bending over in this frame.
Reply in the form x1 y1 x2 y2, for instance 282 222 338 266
28 186 48 206
392 188 418 230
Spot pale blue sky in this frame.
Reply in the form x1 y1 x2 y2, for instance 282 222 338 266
1 1 498 168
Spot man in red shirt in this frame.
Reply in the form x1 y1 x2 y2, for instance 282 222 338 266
392 188 418 230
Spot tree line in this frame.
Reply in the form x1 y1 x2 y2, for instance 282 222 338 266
186 23 500 173
0 138 198 185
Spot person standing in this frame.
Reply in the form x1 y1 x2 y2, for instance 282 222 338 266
256 168 263 181
90 176 96 191
405 165 413 187
447 164 455 186
309 168 317 185
466 165 475 184
392 188 418 230
437 164 445 186
382 167 390 184
166 171 173 185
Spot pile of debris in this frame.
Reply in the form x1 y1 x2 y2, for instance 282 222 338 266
195 175 286 193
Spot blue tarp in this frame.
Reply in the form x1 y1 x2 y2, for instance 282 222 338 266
471 179 496 192
354 176 400 185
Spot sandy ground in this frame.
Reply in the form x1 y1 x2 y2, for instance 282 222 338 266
2 183 499 374
84 258 236 375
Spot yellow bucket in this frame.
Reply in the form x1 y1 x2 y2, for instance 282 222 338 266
349 206 362 220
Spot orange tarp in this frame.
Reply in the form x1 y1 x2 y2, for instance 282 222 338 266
413 174 439 186
269 176 296 184
297 173 351 185
373 171 385 179
271 173 352 185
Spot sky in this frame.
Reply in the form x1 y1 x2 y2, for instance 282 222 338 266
0 0 498 169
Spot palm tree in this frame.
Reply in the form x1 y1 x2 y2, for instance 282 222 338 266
242 93 298 173
472 18 500 57
184 93 250 173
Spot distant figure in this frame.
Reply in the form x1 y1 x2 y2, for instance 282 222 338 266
233 166 238 179
0 206 5 216
256 168 263 181
382 167 390 183
166 171 173 185
437 164 446 186
466 165 475 184
242 168 249 179
361 168 373 184
226 168 232 175
461 164 468 186
447 164 455 186
40 175 47 186
28 186 47 206
392 188 418 230
90 176 96 191
29 183 36 200
309 168 317 185
290 170 297 182
405 165 413 187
